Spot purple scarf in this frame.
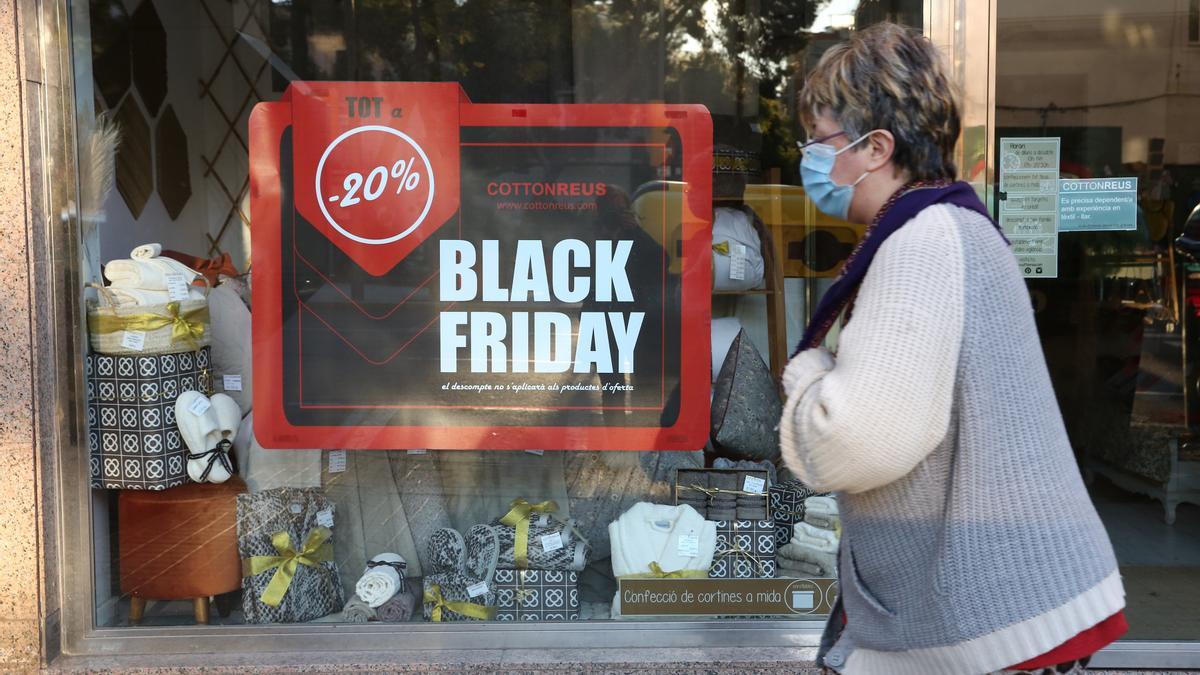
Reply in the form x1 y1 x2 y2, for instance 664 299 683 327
794 181 1002 356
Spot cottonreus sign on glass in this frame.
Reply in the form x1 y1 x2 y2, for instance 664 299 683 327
250 82 712 450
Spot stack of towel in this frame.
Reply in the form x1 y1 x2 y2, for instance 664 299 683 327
341 552 419 622
102 243 206 306
675 469 770 521
776 495 840 578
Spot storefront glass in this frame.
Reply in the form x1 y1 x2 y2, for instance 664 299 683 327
996 0 1200 644
70 0 922 631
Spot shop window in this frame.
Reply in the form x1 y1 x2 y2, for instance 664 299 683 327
70 0 918 635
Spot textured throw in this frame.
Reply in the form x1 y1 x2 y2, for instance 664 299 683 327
237 487 344 624
489 516 589 572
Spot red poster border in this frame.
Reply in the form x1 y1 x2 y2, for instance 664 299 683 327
250 87 713 451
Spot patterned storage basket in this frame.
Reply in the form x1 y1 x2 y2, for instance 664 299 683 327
86 347 214 490
86 281 211 356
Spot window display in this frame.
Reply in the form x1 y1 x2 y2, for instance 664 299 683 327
76 0 896 631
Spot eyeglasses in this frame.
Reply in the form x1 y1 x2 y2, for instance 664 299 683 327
797 130 849 156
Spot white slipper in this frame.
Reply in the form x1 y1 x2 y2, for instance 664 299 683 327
176 391 235 483
199 394 240 483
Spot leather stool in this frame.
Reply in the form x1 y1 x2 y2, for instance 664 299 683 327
118 477 245 624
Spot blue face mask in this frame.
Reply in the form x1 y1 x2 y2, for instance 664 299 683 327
800 132 875 220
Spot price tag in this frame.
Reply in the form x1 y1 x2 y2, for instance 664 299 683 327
316 508 335 528
222 374 243 392
729 243 747 281
540 532 564 553
188 396 212 417
289 503 303 515
466 581 489 598
524 449 545 456
677 533 700 558
328 449 347 473
406 448 427 455
121 330 146 351
742 475 766 495
165 273 191 301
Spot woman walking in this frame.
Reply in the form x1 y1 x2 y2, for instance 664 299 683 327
780 22 1126 675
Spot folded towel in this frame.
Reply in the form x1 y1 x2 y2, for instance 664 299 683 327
105 256 198 290
342 594 375 623
356 552 407 608
709 472 738 491
790 521 839 551
104 286 205 307
778 543 837 577
713 457 778 485
777 560 825 577
376 581 418 622
131 243 162 259
803 495 840 532
779 522 839 577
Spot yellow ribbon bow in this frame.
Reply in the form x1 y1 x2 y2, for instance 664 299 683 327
423 583 497 622
648 562 697 578
242 527 333 608
712 241 731 256
713 522 769 578
499 498 558 569
88 301 208 347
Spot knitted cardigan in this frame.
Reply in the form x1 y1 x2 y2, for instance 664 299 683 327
779 204 1124 675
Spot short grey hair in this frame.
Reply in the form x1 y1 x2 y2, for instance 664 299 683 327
800 23 961 181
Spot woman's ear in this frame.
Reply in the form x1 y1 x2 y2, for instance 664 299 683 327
864 130 896 171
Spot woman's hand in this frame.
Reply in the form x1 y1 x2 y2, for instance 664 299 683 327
782 347 836 398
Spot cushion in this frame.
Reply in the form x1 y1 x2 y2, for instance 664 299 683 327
232 411 322 492
208 283 253 415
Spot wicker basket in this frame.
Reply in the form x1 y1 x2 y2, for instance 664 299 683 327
86 280 211 356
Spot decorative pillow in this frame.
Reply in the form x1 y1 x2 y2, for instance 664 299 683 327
208 283 252 415
712 207 765 291
710 330 782 462
231 411 322 492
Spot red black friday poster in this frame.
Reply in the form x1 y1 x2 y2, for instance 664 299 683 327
249 82 712 450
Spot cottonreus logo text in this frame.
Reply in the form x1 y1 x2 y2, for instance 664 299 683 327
315 125 436 245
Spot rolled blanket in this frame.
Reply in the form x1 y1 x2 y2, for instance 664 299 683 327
342 594 375 623
131 243 162 259
803 495 840 532
376 581 418 622
356 552 407 608
104 256 198 290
